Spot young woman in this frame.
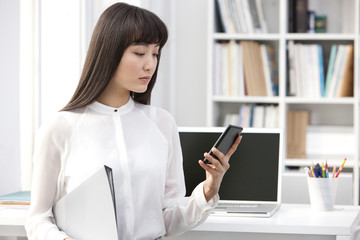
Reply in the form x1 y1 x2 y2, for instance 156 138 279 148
25 3 241 240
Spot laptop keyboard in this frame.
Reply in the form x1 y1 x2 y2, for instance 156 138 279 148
217 202 259 208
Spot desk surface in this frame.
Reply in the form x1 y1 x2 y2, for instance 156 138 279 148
196 204 360 237
0 204 360 238
0 206 28 236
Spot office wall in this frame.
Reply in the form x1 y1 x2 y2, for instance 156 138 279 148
164 0 208 127
0 0 21 195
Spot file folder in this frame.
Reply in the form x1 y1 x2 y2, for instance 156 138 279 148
53 165 118 240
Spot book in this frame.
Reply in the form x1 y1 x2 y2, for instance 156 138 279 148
227 0 240 33
252 105 265 128
261 44 273 96
327 45 346 97
242 41 256 95
242 41 267 96
53 165 118 240
267 45 279 96
286 111 310 159
223 113 240 127
248 0 262 33
229 40 238 96
293 43 304 96
215 0 226 32
216 0 231 33
234 0 248 33
226 41 233 95
241 0 255 33
239 104 251 127
264 105 279 128
318 45 325 97
0 191 31 206
336 45 354 97
288 40 297 96
213 42 222 95
254 42 268 96
324 45 338 97
294 0 308 33
288 0 295 32
221 41 230 95
311 44 321 98
238 43 246 96
255 0 268 33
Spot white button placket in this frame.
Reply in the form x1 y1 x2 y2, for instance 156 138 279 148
113 113 134 239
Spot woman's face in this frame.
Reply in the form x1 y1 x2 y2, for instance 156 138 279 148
110 43 159 95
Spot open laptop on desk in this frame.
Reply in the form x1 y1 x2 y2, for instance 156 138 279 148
179 127 283 217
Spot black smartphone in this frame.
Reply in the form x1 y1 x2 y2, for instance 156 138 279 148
203 125 243 164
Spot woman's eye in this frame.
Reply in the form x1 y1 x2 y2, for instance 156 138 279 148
135 52 145 56
153 53 159 57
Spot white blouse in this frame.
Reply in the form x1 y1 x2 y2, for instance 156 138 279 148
25 98 218 240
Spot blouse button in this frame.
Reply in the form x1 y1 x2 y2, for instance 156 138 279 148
114 109 118 112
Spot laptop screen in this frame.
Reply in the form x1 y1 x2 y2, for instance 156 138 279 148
179 128 282 202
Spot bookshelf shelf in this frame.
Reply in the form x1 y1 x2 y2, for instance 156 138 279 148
212 96 280 103
213 33 281 40
285 159 356 168
285 34 356 40
284 97 356 104
207 0 360 205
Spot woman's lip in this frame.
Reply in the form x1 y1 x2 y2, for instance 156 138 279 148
139 76 151 81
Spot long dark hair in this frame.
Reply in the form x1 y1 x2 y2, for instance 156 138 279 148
61 2 168 111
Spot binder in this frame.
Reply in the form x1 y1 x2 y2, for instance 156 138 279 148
0 191 31 205
53 165 118 240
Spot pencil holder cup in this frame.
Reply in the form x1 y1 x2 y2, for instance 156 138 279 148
307 177 338 211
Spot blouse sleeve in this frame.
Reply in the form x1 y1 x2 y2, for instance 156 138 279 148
25 115 71 240
159 110 219 237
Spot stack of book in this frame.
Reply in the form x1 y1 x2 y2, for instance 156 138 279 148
216 0 268 33
223 104 279 128
288 41 353 98
213 40 278 97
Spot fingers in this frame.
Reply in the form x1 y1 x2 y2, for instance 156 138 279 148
203 149 230 172
198 159 215 172
203 150 222 166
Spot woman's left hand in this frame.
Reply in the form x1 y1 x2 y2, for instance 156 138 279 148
199 135 242 202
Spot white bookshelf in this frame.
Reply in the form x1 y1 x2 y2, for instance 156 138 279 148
206 0 360 204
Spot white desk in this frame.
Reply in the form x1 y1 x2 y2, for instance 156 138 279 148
0 206 28 239
166 204 360 240
1 204 360 240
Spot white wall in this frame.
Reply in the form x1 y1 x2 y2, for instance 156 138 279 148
174 0 208 127
0 0 21 195
154 0 209 127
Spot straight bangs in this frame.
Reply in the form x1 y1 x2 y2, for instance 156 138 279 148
124 8 168 49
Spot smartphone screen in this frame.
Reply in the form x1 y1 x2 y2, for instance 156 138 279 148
203 125 243 164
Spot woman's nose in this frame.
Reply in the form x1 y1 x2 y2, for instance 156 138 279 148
144 56 157 71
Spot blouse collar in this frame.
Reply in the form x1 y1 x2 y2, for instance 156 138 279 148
88 97 135 115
